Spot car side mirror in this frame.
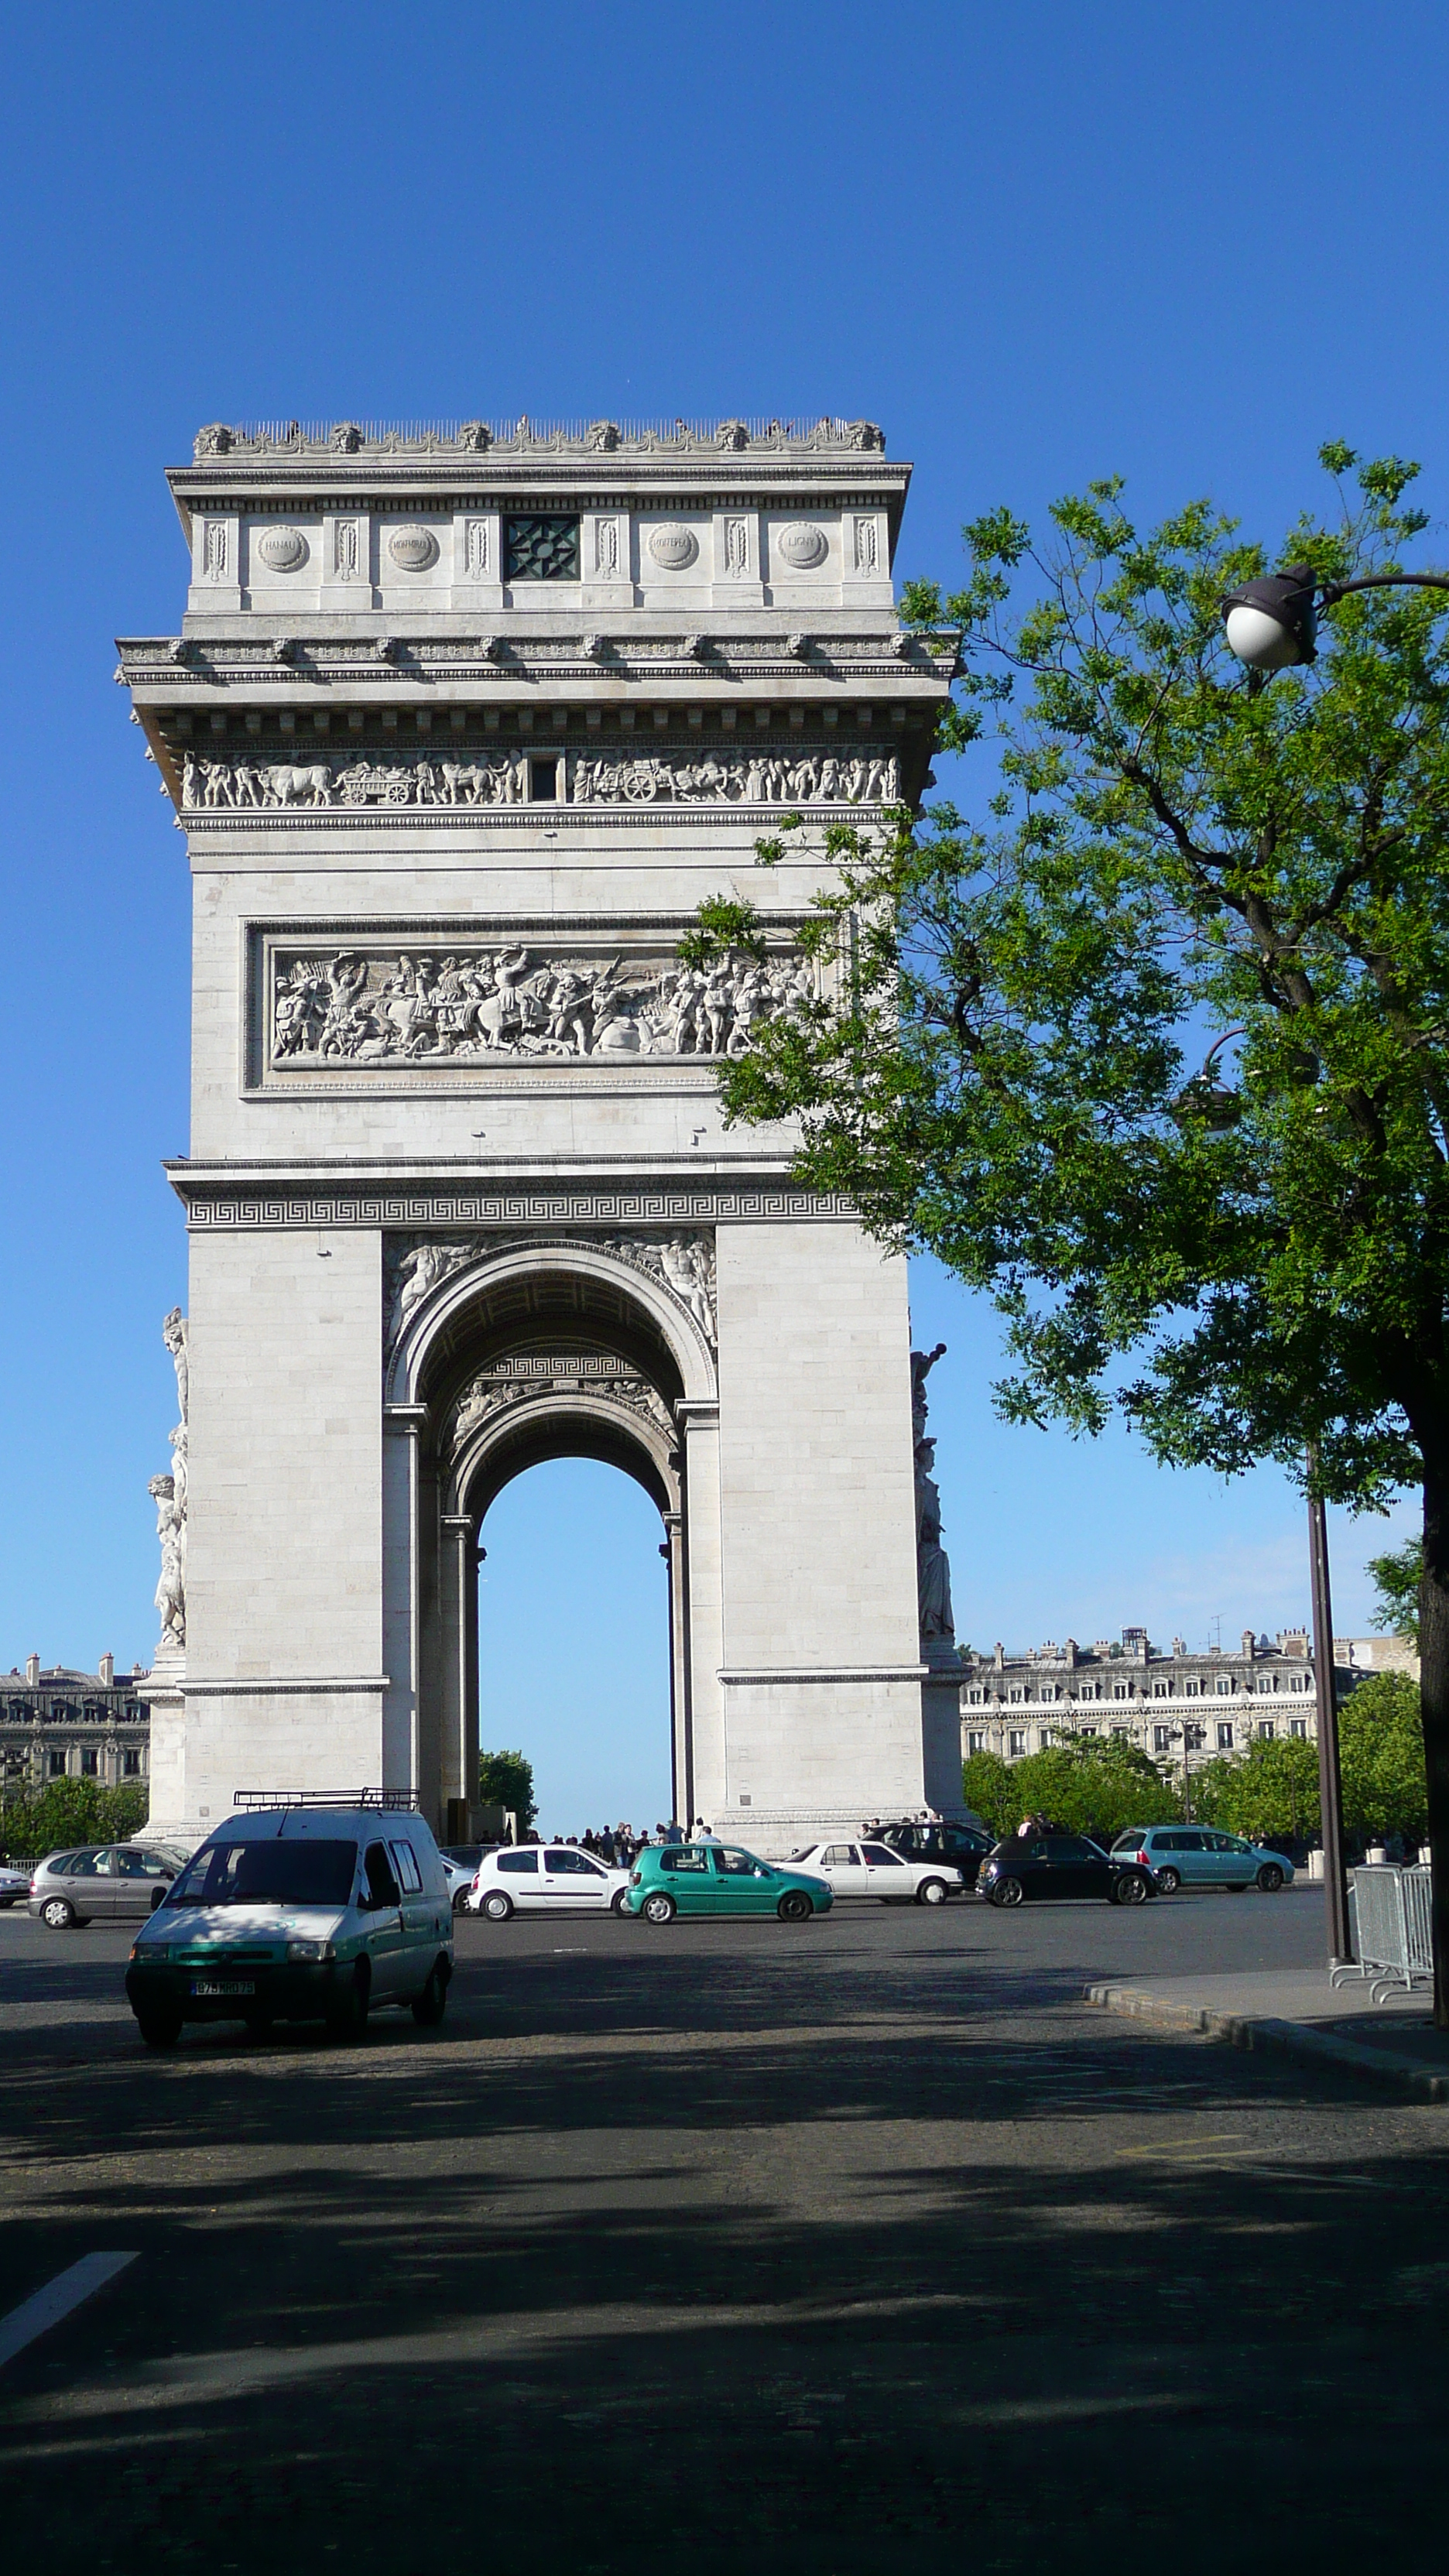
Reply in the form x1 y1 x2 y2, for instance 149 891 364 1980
150 1886 167 1911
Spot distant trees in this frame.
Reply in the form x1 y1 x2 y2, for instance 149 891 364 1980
962 1733 1178 1842
0 1778 149 1862
478 1748 537 1832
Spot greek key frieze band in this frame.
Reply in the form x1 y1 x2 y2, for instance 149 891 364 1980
177 1188 855 1229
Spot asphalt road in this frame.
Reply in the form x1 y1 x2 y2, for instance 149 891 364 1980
0 1883 1444 2574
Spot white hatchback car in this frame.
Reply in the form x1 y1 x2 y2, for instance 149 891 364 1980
789 1838 965 1906
469 1843 633 1919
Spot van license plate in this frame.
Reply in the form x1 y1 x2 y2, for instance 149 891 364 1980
190 1978 255 1998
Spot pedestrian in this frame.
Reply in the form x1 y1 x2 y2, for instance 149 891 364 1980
663 1818 683 1845
694 1817 721 1843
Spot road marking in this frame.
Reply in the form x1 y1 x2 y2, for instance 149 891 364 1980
1112 2133 1247 2157
0 2253 139 2370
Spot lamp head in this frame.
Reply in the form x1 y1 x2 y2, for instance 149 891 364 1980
1220 564 1318 670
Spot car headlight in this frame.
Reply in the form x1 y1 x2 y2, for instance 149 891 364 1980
287 1938 335 1962
981 1861 999 1878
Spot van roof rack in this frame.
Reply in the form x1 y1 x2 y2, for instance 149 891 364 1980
232 1788 422 1812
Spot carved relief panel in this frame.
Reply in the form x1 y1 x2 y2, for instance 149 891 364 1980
259 934 816 1077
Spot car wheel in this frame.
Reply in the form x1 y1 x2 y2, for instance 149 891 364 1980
610 1887 631 1914
778 1889 813 1922
411 1958 450 2027
1155 1866 1181 1894
482 1890 513 1922
41 1897 76 1930
915 1876 948 1907
325 1964 370 2041
642 1892 677 1925
1257 1864 1285 1893
451 1888 471 1914
990 1877 1024 1908
1112 1872 1149 1906
135 2008 182 2049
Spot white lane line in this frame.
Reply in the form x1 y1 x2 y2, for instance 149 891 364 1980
0 2253 139 2370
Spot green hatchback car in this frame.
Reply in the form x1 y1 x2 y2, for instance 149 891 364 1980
624 1842 832 1923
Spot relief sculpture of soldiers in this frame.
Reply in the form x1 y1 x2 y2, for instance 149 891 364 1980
183 745 899 812
271 945 817 1065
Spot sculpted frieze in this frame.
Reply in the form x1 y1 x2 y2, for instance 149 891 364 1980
449 1355 674 1458
181 748 899 813
383 1227 718 1361
270 945 815 1070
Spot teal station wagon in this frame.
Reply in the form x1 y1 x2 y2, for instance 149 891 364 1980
1112 1825 1293 1893
624 1842 832 1923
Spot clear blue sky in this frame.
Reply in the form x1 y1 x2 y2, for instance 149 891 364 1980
1 2 1439 1830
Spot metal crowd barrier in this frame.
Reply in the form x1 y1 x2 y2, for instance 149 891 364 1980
1333 1865 1434 2003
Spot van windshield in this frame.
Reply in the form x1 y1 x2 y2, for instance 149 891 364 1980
166 1839 358 1908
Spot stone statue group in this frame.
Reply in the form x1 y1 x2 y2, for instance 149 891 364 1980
273 947 816 1066
182 747 899 813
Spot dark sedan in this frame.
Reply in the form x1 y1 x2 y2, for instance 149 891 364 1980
977 1831 1156 1907
875 1819 995 1888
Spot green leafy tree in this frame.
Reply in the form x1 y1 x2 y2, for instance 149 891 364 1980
1368 1537 1422 1647
0 1778 149 1862
1192 1734 1321 1846
964 1733 1177 1843
1338 1673 1430 1841
700 450 1449 2019
478 1749 536 1832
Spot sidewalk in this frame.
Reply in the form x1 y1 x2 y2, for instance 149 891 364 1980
1084 1967 1449 2102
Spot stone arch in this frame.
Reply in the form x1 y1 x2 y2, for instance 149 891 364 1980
385 1235 711 1838
386 1234 718 1413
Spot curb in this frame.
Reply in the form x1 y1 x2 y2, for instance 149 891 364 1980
1083 1981 1449 2105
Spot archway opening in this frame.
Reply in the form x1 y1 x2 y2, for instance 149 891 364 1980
477 1458 673 1838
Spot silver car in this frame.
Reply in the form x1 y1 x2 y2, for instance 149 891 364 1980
29 1845 180 1929
0 1863 32 1909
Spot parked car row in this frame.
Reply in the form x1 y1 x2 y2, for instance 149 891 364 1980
10 1817 1298 1951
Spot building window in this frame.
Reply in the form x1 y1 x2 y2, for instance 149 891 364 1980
1111 1725 1130 1741
1153 1681 1170 1698
1257 1720 1276 1741
1217 1721 1235 1751
48 1749 67 1777
1184 1723 1205 1752
1009 1687 1024 1705
1079 1725 1098 1738
1153 1725 1173 1753
966 1687 984 1705
1184 1680 1201 1697
1216 1677 1233 1695
1009 1729 1026 1758
80 1747 99 1777
1290 1717 1308 1738
1112 1682 1129 1701
122 1749 141 1776
966 1730 986 1755
504 514 580 581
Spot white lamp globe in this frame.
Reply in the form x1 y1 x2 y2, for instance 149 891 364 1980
1223 601 1307 670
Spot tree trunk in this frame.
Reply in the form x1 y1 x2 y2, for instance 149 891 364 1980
1418 1454 1449 2029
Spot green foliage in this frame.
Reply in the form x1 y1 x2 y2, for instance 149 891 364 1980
1191 1735 1321 1844
0 1778 149 1862
478 1748 536 1831
706 452 1449 1516
1368 1537 1422 1646
676 896 768 971
1192 1676 1427 1843
963 1732 1177 1842
1339 1673 1429 1839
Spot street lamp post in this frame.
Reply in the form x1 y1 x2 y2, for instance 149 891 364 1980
1306 1452 1354 1968
1221 564 1449 671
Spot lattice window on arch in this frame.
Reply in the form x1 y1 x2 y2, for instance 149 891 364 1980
505 515 581 581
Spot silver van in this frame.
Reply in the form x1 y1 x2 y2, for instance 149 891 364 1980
124 1803 454 2048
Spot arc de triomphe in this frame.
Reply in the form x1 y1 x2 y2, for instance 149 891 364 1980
121 414 961 1848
